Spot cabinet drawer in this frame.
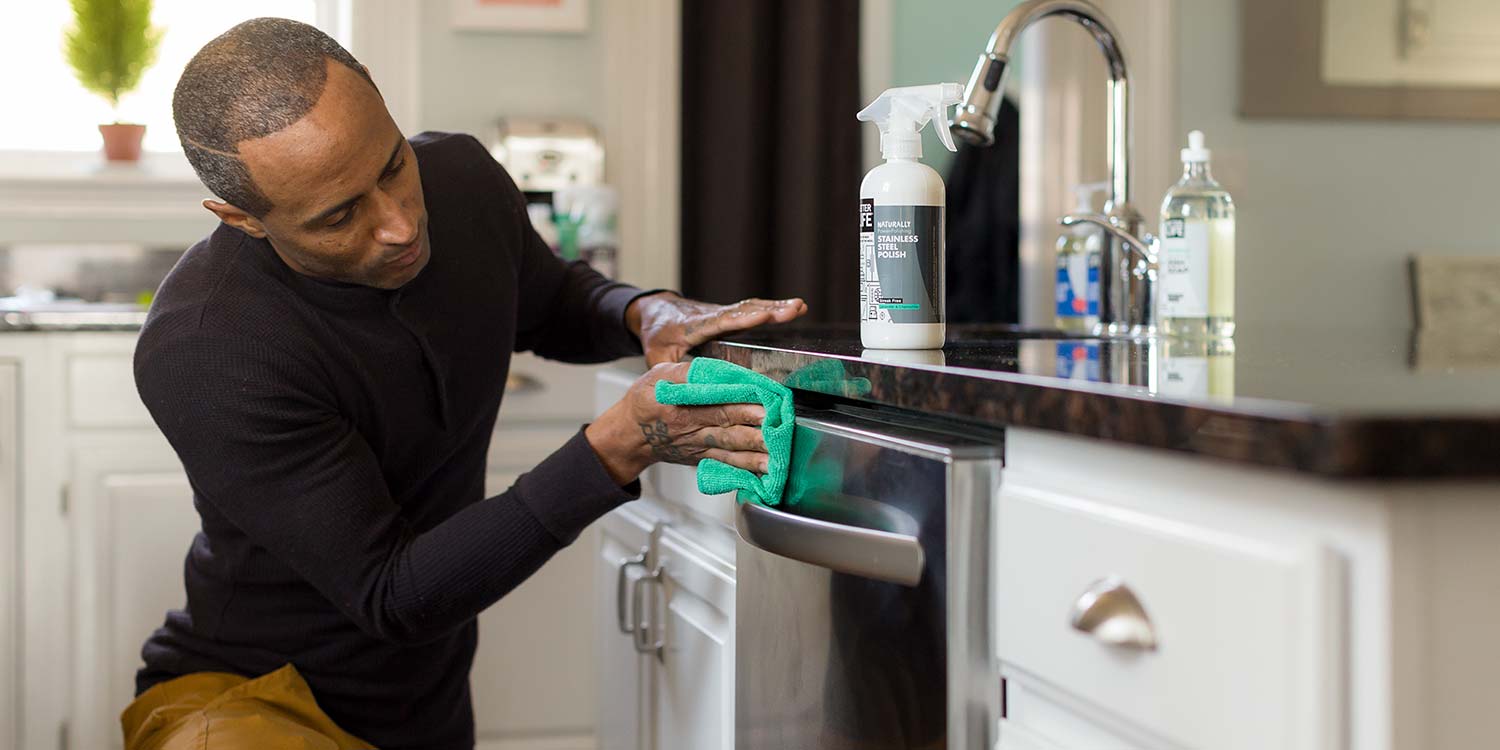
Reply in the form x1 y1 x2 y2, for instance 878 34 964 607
499 353 609 424
67 353 153 428
994 483 1342 750
643 463 735 527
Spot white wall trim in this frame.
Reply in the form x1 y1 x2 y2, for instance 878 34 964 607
349 0 424 136
601 0 681 291
0 151 215 245
475 733 596 750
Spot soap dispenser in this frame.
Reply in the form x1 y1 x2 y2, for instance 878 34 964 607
1159 130 1235 338
1055 182 1108 334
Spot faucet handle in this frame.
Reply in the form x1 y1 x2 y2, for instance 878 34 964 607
1059 213 1157 266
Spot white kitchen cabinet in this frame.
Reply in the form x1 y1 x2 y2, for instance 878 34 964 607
648 526 735 750
470 355 611 750
594 507 657 750
590 511 736 750
3 331 620 750
59 343 202 750
994 426 1500 750
592 365 739 750
0 362 18 750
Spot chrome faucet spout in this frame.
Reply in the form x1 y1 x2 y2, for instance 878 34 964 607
1059 214 1155 266
954 0 1149 335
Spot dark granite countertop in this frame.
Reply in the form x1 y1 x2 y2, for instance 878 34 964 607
696 324 1500 479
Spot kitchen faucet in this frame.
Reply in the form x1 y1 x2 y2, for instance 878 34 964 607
952 0 1156 336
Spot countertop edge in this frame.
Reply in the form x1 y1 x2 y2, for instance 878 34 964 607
697 341 1500 480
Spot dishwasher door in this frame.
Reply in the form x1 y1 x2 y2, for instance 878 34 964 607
735 407 1001 750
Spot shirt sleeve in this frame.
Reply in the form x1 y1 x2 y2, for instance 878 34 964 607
136 326 638 646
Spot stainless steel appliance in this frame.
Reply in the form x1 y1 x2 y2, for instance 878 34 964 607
735 406 1002 750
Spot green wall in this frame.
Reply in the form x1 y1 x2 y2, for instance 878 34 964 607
889 0 1024 174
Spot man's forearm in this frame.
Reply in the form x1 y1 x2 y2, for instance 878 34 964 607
584 402 650 486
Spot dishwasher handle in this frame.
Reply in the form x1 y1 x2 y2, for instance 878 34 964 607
735 501 925 586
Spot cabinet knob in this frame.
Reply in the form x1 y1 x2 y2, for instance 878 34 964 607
1068 576 1158 651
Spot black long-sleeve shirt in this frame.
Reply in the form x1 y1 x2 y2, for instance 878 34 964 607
133 131 644 750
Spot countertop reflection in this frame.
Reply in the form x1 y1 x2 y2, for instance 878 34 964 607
697 323 1500 478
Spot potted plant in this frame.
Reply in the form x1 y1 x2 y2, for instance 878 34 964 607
64 0 162 162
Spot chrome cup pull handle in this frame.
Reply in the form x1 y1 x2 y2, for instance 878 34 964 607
615 549 648 635
631 565 667 657
1068 576 1158 651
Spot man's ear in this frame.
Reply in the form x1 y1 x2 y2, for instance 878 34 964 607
202 199 268 238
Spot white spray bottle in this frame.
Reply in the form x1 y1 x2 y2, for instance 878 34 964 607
856 82 963 350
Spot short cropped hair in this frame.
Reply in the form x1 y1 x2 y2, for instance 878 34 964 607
173 17 377 217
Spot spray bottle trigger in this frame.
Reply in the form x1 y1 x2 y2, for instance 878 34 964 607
931 83 964 152
933 104 958 152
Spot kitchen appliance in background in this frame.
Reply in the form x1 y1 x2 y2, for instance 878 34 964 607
490 118 617 278
490 118 604 198
735 406 1002 750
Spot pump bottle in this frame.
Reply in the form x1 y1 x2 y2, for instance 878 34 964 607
1055 182 1108 334
856 83 963 350
1159 130 1236 338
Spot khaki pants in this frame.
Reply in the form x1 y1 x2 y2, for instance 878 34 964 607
121 663 373 749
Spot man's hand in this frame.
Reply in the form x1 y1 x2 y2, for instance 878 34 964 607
626 292 808 366
585 362 769 486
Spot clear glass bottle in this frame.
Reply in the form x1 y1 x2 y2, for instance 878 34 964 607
1159 130 1235 339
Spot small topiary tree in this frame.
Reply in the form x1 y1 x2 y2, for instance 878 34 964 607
64 0 163 119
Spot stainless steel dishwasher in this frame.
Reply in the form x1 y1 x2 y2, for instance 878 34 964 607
735 405 1002 750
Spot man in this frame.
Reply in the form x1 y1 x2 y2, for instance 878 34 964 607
123 18 805 750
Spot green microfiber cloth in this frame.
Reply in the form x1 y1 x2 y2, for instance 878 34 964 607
654 357 795 506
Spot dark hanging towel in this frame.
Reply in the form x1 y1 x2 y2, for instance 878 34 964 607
680 0 863 323
945 97 1021 324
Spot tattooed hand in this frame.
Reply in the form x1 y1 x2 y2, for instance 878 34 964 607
625 292 808 367
584 361 769 486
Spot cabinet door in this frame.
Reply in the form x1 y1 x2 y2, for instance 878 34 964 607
595 508 656 750
0 363 16 750
650 527 735 750
470 465 598 750
69 439 196 750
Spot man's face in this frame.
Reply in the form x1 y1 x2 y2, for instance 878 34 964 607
229 60 430 290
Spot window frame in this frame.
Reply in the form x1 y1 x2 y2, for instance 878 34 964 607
0 0 421 248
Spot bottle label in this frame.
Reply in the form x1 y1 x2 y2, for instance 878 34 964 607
1054 248 1099 320
1160 218 1209 318
859 200 943 324
859 199 877 321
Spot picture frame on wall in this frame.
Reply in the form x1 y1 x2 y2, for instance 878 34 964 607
1240 0 1500 120
450 0 588 33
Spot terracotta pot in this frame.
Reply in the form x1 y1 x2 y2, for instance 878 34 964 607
99 123 146 162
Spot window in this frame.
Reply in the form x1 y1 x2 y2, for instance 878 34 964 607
0 1 347 153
